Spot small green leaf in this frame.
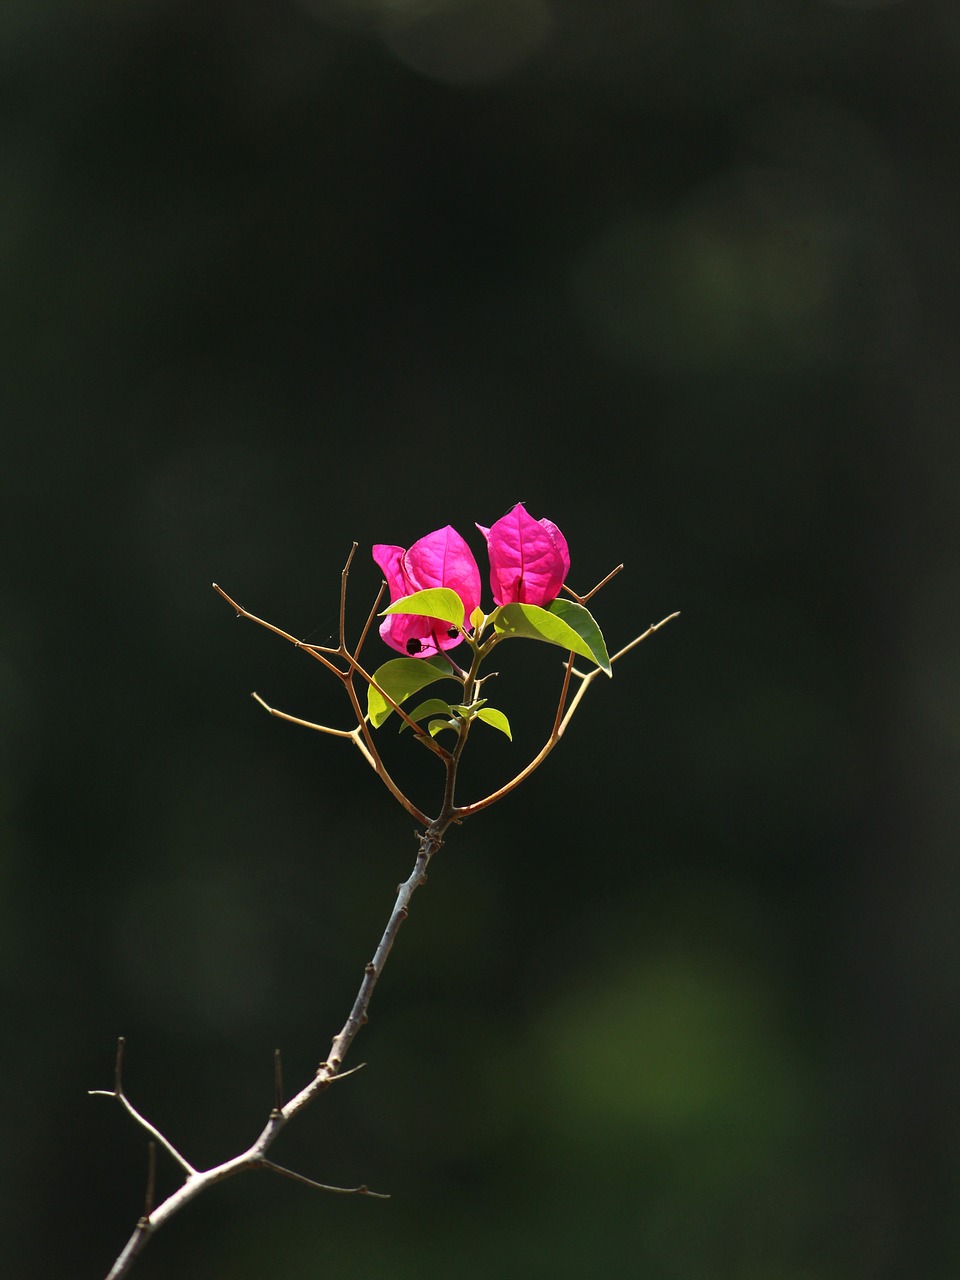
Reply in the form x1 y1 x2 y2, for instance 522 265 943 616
427 718 457 737
367 656 454 727
476 707 512 740
381 588 464 629
449 699 486 717
398 698 455 733
469 605 485 632
494 601 612 675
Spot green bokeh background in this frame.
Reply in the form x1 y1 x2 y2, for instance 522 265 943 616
3 1 959 1276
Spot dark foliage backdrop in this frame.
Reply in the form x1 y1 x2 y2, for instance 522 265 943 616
3 1 959 1277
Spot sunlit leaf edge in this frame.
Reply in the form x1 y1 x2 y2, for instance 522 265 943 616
381 588 464 629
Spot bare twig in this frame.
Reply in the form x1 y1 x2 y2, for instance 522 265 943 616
562 562 624 604
213 571 445 821
259 1158 389 1198
96 822 447 1279
89 1039 196 1177
250 693 378 771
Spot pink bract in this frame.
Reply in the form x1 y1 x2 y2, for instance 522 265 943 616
477 503 570 607
372 525 481 658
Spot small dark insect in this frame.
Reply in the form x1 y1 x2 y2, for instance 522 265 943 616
406 638 423 655
447 628 459 639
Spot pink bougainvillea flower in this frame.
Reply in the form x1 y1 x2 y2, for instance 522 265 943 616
477 503 570 607
373 525 481 657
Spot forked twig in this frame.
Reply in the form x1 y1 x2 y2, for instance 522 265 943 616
89 1038 196 1177
212 565 436 822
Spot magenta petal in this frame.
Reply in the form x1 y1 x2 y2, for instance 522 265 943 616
538 518 570 582
404 525 481 619
372 544 407 598
372 526 481 656
482 503 569 606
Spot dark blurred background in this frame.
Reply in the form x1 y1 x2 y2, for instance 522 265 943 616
3 1 959 1276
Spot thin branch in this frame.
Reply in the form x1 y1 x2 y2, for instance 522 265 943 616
251 692 357 741
338 543 357 651
344 652 450 750
258 1159 390 1198
354 581 387 662
250 692 379 771
212 584 345 678
320 1061 367 1085
213 579 441 820
549 653 577 741
89 1038 196 1177
456 610 680 817
607 611 680 663
562 562 624 605
339 678 432 823
97 823 448 1279
214 580 447 748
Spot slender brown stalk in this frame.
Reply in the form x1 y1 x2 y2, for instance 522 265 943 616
212 578 438 821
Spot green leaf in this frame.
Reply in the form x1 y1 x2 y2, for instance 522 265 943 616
469 605 485 632
398 698 455 733
476 707 512 740
381 588 464 629
494 601 612 675
427 718 457 737
367 656 454 728
546 599 612 675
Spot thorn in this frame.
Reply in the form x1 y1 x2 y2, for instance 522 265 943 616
114 1036 126 1097
144 1141 157 1219
274 1048 284 1113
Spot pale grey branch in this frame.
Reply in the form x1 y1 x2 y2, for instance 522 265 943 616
98 822 445 1280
